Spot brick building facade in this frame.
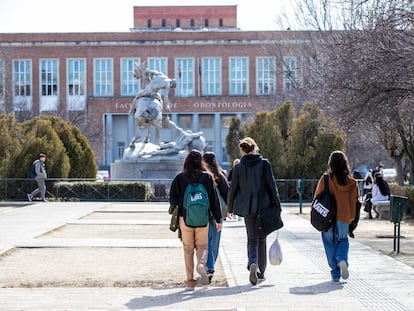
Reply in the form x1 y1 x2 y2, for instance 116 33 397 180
0 5 317 170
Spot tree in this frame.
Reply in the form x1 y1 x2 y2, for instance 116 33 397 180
225 117 246 166
0 115 97 180
287 102 345 178
8 118 69 179
277 0 414 184
22 116 97 178
23 116 97 178
0 114 23 177
240 101 344 179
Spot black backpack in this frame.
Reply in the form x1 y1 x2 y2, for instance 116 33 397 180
311 174 337 232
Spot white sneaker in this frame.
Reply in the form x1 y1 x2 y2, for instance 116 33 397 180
27 193 32 202
196 263 209 286
339 261 349 279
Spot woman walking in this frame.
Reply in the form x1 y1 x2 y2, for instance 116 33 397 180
313 150 359 282
169 150 222 291
227 137 281 285
202 152 229 283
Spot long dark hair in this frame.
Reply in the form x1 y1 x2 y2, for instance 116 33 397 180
327 150 351 186
375 175 389 196
203 152 223 183
182 149 209 181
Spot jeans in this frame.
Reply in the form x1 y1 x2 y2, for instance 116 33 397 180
206 218 221 271
322 221 349 280
245 214 267 275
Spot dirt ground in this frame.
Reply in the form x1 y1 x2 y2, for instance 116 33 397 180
0 209 227 288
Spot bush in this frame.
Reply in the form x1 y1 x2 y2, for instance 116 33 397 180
53 181 153 201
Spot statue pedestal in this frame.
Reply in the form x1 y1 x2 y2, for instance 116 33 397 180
110 142 186 181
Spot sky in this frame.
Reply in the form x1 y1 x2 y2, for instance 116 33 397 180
0 0 295 33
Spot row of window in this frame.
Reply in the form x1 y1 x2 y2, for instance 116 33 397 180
146 18 225 28
1 56 303 111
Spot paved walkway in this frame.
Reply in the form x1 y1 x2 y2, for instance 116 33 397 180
0 201 413 311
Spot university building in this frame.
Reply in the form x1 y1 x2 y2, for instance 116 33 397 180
0 5 317 170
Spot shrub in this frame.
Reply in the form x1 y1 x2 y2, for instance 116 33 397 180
53 181 153 201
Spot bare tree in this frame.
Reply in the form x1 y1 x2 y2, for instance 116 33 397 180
274 0 414 184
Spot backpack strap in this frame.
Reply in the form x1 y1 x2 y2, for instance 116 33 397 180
324 174 329 193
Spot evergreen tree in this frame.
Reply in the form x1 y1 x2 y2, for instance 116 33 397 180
225 117 246 166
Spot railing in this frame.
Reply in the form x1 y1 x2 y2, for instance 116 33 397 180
0 178 319 202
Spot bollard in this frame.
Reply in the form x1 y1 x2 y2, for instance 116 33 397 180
390 195 408 254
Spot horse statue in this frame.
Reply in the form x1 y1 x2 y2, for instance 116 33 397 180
129 63 176 147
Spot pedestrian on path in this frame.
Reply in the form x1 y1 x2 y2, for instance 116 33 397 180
313 150 359 282
169 150 222 291
227 137 281 286
27 153 48 202
202 151 229 283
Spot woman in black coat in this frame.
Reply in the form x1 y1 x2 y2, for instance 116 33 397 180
227 137 281 285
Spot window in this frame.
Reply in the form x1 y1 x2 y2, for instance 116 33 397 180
148 58 167 74
94 59 113 96
121 58 139 96
148 58 167 97
283 57 302 90
200 114 214 128
229 57 248 95
175 58 194 97
68 59 85 96
190 19 195 27
176 19 180 28
310 55 321 86
177 114 192 129
256 57 276 95
204 19 209 27
13 59 32 111
40 59 58 96
147 19 151 27
13 59 31 97
67 59 86 110
219 19 223 27
202 58 221 96
162 19 166 27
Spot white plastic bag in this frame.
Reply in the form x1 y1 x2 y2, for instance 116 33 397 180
269 231 282 265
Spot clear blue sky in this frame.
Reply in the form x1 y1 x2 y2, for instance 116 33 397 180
0 0 294 33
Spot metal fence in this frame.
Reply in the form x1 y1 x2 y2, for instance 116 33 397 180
0 178 319 203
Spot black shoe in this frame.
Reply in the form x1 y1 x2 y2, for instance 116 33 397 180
207 269 214 284
258 272 266 283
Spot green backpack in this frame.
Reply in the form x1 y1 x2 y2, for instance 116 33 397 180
183 174 210 227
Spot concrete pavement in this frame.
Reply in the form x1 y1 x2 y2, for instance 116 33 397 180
0 201 413 311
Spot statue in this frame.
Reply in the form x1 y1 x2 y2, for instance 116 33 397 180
139 119 206 157
124 63 206 160
129 63 177 146
113 65 207 179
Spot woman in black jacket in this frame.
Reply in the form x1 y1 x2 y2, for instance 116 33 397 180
227 137 281 285
169 150 222 291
